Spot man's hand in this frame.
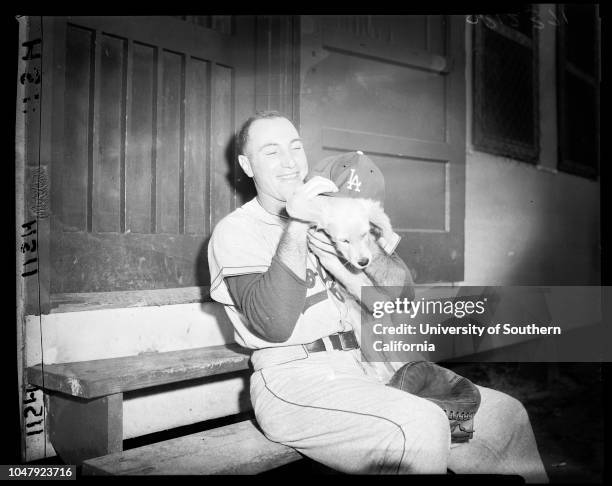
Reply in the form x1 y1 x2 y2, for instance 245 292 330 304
275 178 337 282
285 176 338 223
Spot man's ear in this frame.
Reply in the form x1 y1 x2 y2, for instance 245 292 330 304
238 154 254 178
362 199 393 241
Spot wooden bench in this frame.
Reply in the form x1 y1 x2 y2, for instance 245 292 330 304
26 344 302 473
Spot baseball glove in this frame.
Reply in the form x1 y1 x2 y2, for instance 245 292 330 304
387 361 481 443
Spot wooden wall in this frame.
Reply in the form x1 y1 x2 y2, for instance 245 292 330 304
20 16 299 313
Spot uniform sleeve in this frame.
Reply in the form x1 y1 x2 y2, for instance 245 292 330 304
208 215 273 305
225 256 307 342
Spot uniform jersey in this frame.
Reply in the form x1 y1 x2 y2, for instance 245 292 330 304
208 197 355 349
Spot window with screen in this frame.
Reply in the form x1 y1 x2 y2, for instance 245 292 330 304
472 6 539 163
557 4 600 179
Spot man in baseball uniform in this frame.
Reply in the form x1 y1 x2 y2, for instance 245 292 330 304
208 111 548 481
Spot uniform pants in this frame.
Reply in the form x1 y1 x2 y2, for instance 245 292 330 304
250 346 549 482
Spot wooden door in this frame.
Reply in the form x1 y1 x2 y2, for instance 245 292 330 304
41 16 255 304
299 15 466 283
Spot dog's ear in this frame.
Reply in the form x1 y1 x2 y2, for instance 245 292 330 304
362 199 393 241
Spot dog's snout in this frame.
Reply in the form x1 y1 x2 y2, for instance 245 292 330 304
357 257 370 268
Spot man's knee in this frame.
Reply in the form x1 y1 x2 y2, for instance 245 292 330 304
398 405 450 473
499 393 531 428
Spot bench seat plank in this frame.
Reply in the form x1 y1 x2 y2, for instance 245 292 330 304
27 344 251 399
82 420 302 475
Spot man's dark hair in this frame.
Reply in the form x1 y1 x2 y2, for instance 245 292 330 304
237 110 289 156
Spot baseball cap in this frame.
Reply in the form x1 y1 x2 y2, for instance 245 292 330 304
309 150 400 255
308 151 386 205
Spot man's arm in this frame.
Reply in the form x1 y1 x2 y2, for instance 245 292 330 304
224 222 311 343
278 175 340 279
225 254 307 343
275 220 309 280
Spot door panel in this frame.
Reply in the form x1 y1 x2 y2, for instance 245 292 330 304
156 50 182 235
95 34 125 233
62 24 91 231
126 42 156 234
307 53 447 141
184 57 210 236
47 16 255 294
210 64 235 231
374 156 448 232
300 15 465 283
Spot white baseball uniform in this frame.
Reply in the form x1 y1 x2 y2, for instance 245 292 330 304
208 196 549 480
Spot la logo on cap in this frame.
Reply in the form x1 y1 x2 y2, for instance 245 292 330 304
346 150 365 192
346 168 362 192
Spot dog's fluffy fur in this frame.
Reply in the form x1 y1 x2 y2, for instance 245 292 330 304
311 196 394 270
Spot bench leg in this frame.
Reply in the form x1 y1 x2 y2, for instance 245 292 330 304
47 392 123 465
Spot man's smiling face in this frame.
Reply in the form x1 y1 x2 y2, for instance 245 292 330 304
238 116 309 211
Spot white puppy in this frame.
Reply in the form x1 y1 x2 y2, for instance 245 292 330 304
305 195 397 313
309 196 394 270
